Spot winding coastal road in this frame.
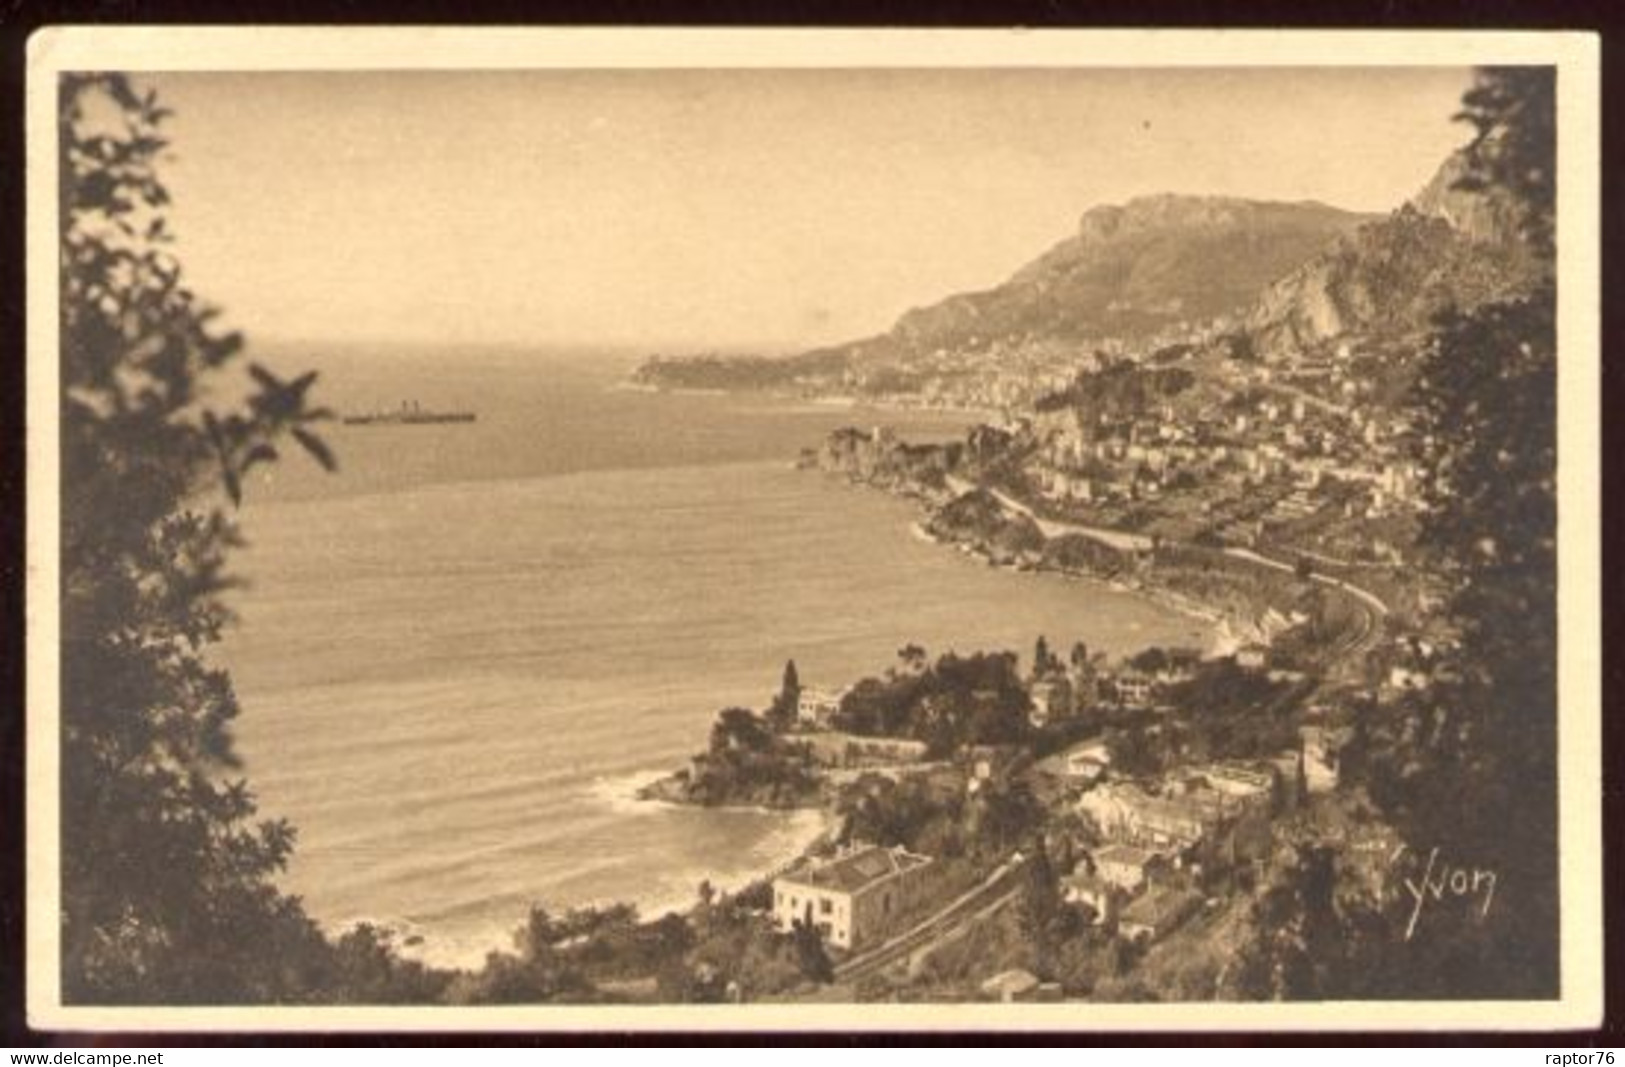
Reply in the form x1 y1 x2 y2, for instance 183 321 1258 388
946 475 1389 618
943 476 1155 553
986 486 1157 554
940 475 1389 669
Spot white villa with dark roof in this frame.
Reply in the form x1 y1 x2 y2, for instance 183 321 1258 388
772 844 934 950
795 686 846 729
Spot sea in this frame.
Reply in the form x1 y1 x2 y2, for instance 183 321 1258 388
216 344 1208 969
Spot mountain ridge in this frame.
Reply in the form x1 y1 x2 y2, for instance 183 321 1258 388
633 148 1530 404
876 194 1375 358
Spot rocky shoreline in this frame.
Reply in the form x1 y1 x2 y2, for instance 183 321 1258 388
634 767 825 811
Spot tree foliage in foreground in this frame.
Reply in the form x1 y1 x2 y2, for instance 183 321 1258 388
1256 66 1560 1002
54 76 856 1007
59 73 339 1003
1388 64 1557 998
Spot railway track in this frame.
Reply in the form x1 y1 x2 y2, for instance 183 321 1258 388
834 856 1027 984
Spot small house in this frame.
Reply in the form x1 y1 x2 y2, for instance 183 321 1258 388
795 686 846 729
1061 872 1117 925
1300 724 1353 793
1028 675 1075 727
1197 762 1277 810
1235 645 1269 671
1061 737 1111 782
1109 670 1156 708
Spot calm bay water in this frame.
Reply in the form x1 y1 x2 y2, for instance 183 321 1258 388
218 347 1205 967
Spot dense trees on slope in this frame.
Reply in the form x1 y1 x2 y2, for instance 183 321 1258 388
833 650 1032 755
1374 64 1559 997
58 73 340 1003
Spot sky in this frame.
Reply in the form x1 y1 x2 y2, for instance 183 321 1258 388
140 67 1476 353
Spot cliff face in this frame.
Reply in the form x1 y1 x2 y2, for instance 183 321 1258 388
1243 152 1536 359
1246 206 1471 356
1410 148 1525 248
873 195 1372 359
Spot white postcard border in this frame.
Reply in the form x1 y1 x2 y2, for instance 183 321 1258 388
24 26 1604 1032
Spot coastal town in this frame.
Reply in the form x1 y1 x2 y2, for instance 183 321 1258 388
50 59 1563 1016
628 318 1452 999
602 133 1545 1004
277 131 1547 1004
626 605 1378 1002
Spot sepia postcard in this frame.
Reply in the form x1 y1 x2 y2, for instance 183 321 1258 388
24 27 1602 1032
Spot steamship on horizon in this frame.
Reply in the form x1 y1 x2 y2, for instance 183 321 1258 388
341 400 477 426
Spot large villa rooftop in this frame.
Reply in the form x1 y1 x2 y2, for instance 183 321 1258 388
780 844 931 895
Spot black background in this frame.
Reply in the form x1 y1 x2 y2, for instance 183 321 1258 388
1 0 1620 1047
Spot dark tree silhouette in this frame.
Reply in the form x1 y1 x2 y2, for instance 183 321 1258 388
1365 65 1559 997
1032 634 1058 678
1453 67 1555 262
1230 847 1353 1000
897 642 928 674
790 918 834 983
58 74 338 1002
768 658 801 729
